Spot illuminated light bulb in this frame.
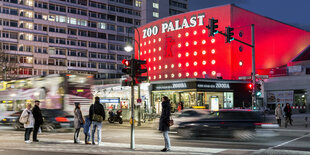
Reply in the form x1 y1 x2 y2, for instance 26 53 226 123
185 52 189 57
153 57 156 61
194 72 198 76
149 77 151 80
165 65 168 69
193 31 197 35
159 75 162 79
194 41 197 45
202 29 206 34
140 52 143 55
185 32 189 36
212 71 216 76
159 65 162 69
211 38 215 44
148 67 151 71
202 60 207 65
239 61 243 66
153 76 156 80
211 60 216 65
144 51 146 54
186 72 190 77
202 71 207 75
159 47 161 51
211 49 216 54
165 74 168 78
193 51 197 56
153 39 156 43
140 43 142 47
178 34 181 38
149 49 151 53
185 42 189 46
153 48 156 52
194 61 197 66
178 63 182 67
144 42 146 45
148 58 151 62
153 66 156 70
186 62 189 67
178 43 181 48
171 74 175 78
171 64 174 68
158 38 161 42
178 53 182 58
148 40 151 44
202 50 206 55
202 40 206 44
159 56 162 60
178 73 182 77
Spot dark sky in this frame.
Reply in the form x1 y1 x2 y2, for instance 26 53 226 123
189 0 310 31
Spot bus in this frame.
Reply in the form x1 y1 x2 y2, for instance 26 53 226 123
0 74 93 115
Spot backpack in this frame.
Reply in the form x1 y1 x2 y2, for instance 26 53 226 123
19 114 29 124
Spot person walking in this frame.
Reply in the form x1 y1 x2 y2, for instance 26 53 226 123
32 100 43 142
20 103 35 143
275 104 283 127
83 115 92 144
74 102 85 144
284 103 293 128
89 96 105 145
159 96 171 152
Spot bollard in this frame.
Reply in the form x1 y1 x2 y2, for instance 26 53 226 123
305 117 308 128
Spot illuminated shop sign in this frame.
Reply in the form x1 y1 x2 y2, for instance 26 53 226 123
154 82 188 90
197 83 230 89
100 98 120 104
142 14 206 39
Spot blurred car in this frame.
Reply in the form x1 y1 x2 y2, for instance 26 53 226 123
177 109 278 140
1 111 22 126
12 109 74 132
171 109 209 131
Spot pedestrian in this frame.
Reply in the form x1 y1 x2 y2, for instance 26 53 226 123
32 100 43 142
89 96 105 145
74 102 85 144
177 103 181 112
275 104 283 127
180 101 184 110
284 103 293 128
159 96 171 152
20 103 35 143
83 115 91 144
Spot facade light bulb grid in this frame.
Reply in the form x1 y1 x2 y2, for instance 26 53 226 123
185 32 189 36
193 31 197 35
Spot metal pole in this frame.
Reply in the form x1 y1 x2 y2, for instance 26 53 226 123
130 56 135 150
251 24 256 109
134 27 142 126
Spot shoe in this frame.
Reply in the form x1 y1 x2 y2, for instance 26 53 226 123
25 140 31 144
85 141 91 145
33 140 39 142
161 148 170 152
92 142 96 145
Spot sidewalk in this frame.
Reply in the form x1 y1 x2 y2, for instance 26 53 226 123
264 113 310 131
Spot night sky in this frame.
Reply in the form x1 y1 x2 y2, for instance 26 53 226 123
189 0 310 31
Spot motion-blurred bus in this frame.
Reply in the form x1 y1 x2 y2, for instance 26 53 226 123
0 74 93 115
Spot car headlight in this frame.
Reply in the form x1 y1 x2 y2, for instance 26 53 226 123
2 119 7 122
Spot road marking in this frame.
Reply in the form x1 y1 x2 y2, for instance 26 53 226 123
269 133 310 149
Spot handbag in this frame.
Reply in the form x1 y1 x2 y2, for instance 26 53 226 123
19 113 29 124
169 116 174 126
92 104 103 122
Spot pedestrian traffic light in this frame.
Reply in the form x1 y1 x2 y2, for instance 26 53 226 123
248 83 253 89
133 59 148 84
122 59 132 76
225 27 234 43
255 83 262 97
207 18 218 37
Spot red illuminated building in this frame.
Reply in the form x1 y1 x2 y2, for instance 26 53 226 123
135 4 310 81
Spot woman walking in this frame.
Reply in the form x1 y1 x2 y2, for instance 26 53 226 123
21 103 35 143
74 102 85 143
159 96 171 152
275 104 283 127
284 103 293 128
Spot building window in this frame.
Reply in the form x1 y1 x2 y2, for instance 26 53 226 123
153 2 159 9
153 12 159 18
135 0 141 7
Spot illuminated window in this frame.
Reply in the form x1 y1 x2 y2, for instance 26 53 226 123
49 15 56 22
153 12 159 18
202 61 206 65
211 49 216 54
25 22 33 29
211 38 215 44
153 2 159 9
58 16 66 23
135 0 142 7
25 0 34 6
25 33 33 41
98 23 106 29
202 50 206 55
212 71 216 76
70 18 77 25
211 60 216 65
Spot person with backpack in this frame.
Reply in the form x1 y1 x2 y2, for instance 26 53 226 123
89 96 105 145
20 103 35 143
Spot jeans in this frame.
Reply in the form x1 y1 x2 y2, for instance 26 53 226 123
25 128 33 141
74 128 80 143
277 119 281 127
91 121 102 144
163 131 171 149
33 124 40 141
285 116 293 128
85 130 90 142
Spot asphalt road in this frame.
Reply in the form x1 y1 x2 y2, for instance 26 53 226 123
0 125 310 155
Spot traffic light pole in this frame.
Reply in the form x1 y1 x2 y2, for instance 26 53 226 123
251 24 256 110
130 58 135 150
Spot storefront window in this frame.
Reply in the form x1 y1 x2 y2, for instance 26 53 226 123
224 92 233 109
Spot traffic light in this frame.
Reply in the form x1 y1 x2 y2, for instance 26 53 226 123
121 59 132 76
248 83 253 89
225 27 234 43
255 83 262 97
133 59 148 84
207 18 218 37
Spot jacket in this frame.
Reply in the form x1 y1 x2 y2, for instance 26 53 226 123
275 106 283 119
83 116 91 134
284 106 292 117
89 103 105 122
74 108 84 129
32 105 43 125
21 109 35 128
159 100 171 131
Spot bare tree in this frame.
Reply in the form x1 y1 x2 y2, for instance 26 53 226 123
0 42 19 80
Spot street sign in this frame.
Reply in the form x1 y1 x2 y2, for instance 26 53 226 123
239 75 269 80
238 76 251 80
137 98 142 103
256 75 269 79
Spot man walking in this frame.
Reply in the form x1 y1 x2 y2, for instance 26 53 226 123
32 100 43 142
89 97 105 145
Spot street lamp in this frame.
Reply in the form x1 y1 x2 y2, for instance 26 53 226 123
124 43 134 53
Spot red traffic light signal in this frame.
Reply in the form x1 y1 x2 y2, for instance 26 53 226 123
248 83 253 89
122 59 130 66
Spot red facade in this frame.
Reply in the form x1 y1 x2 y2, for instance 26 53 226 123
135 4 310 81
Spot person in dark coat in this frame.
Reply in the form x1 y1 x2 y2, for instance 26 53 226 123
32 100 43 142
89 96 105 145
74 102 84 143
284 103 293 128
83 115 91 144
159 96 171 152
